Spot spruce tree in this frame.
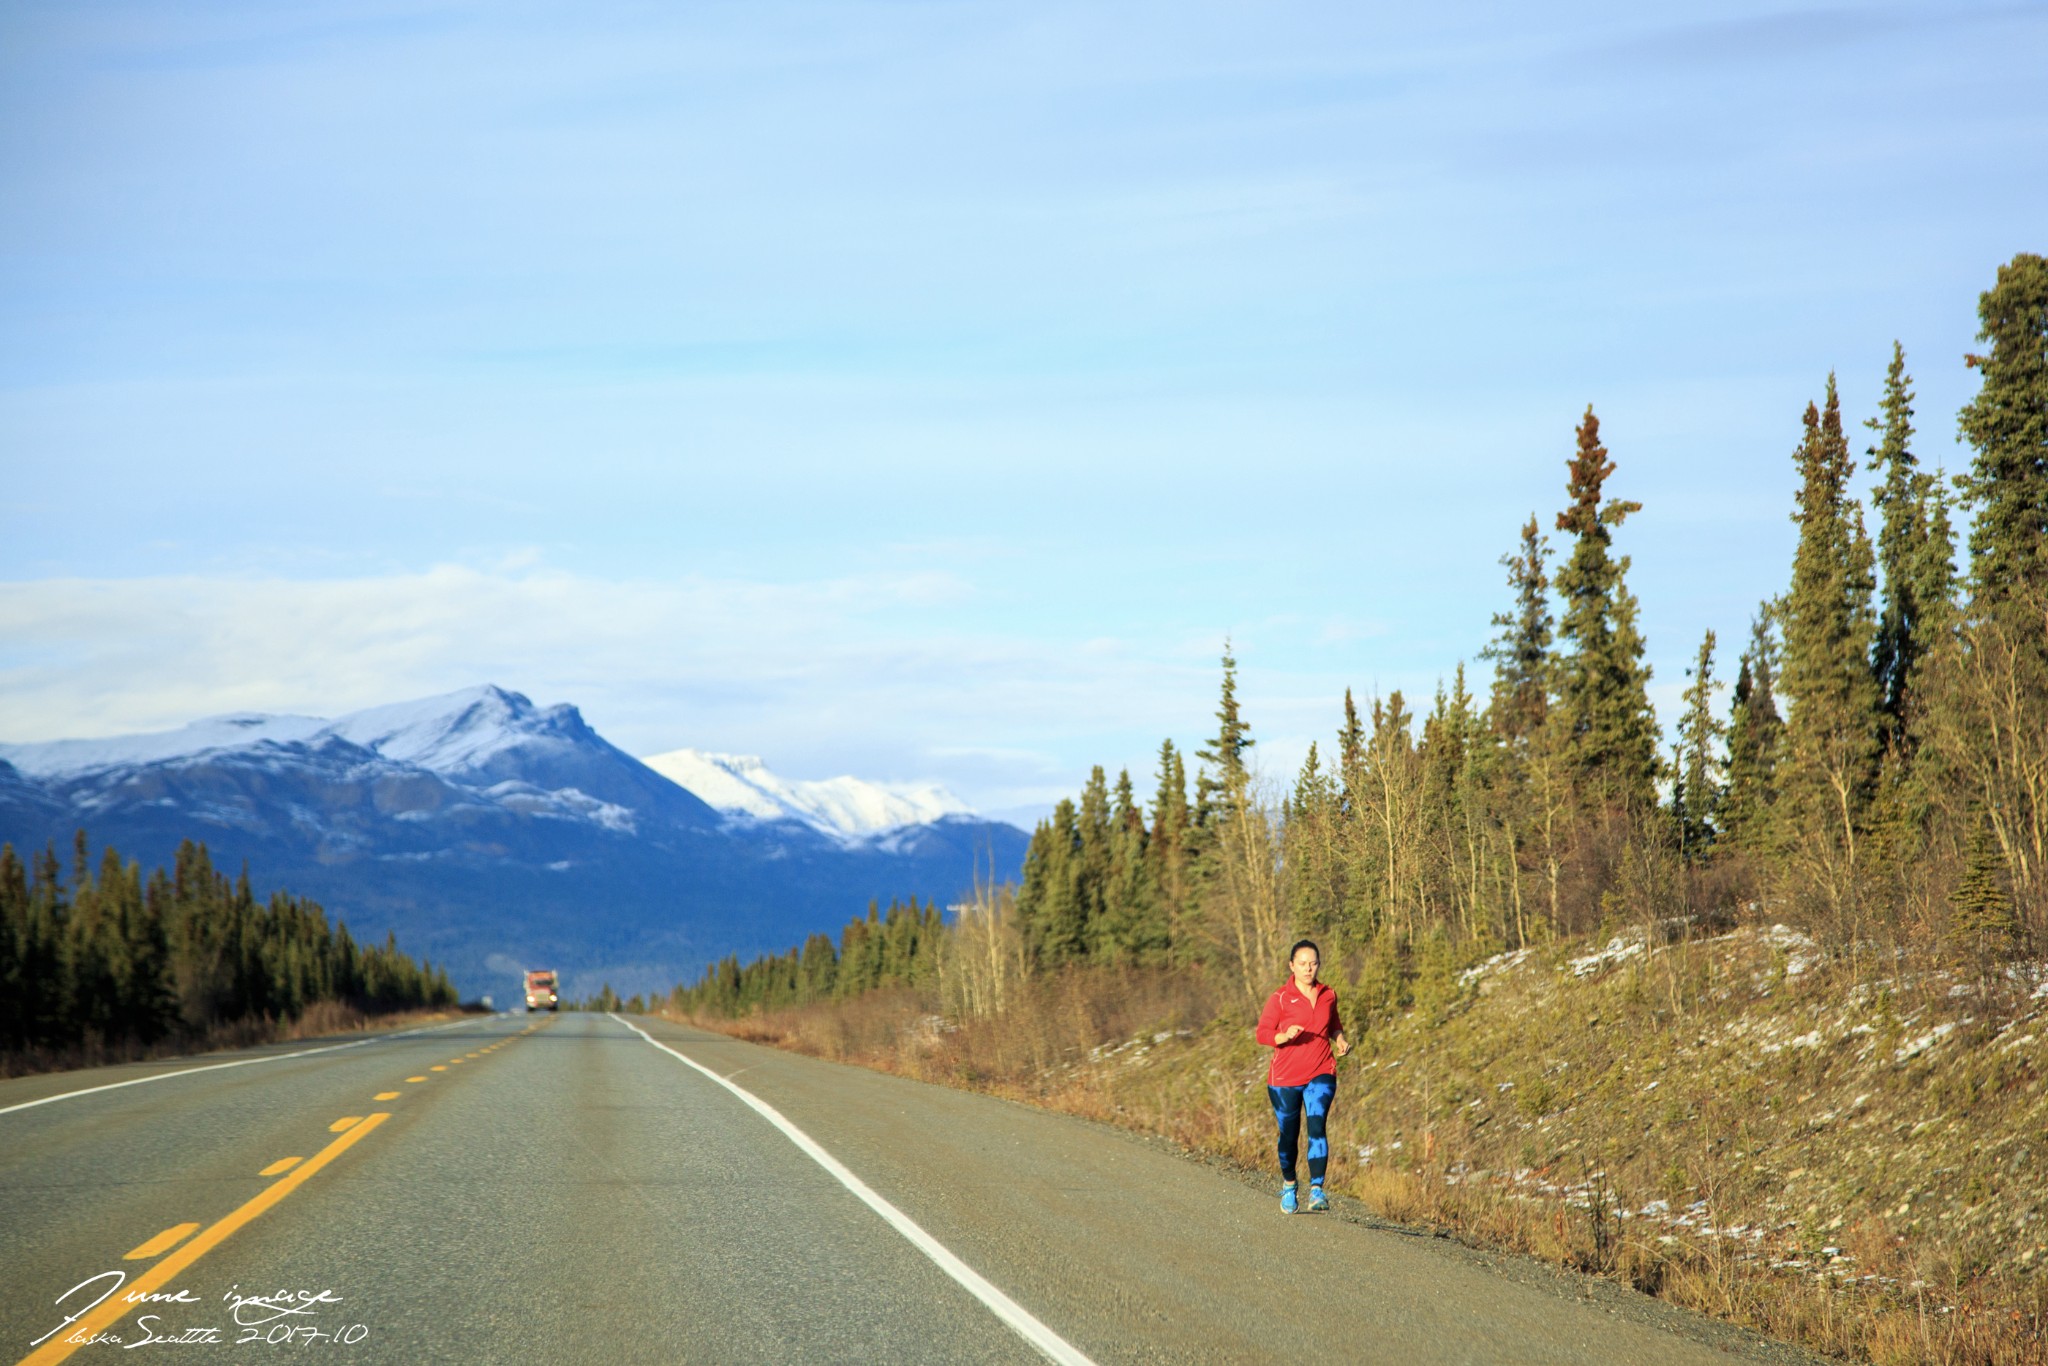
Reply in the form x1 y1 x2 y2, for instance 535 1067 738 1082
1867 342 1958 749
1724 608 1785 852
1779 377 1882 894
1674 630 1727 860
1957 252 2048 611
1148 739 1190 928
1337 689 1365 816
1104 768 1165 961
1193 642 1255 827
1076 766 1113 956
1482 515 1552 746
1952 807 2020 961
1552 406 1659 806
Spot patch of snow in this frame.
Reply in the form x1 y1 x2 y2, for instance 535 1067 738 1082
1570 934 1644 977
1760 924 1819 975
1460 947 1535 986
640 747 973 842
0 684 578 783
1895 1020 1958 1062
320 685 564 773
0 712 327 777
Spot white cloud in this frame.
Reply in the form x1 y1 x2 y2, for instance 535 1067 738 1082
1 563 1379 812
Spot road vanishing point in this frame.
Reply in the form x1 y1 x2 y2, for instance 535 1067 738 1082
1 1012 1816 1364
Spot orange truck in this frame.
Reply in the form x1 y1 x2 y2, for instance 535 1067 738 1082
523 969 559 1012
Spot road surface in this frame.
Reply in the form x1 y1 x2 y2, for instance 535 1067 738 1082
0 1011 1813 1364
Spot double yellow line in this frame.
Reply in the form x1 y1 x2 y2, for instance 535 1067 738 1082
18 1115 389 1366
16 1016 548 1365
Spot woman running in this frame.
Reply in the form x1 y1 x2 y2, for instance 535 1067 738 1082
1255 939 1350 1212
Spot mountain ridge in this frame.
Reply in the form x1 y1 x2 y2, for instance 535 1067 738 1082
0 686 1027 1004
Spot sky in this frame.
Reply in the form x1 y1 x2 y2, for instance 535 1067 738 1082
2 0 2044 825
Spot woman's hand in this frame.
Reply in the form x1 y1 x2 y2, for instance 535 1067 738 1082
1332 1033 1351 1059
1276 1024 1305 1044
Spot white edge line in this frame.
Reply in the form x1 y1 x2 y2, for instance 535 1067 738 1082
0 1013 498 1118
609 1013 1096 1366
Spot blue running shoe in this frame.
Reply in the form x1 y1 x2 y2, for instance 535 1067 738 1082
1308 1185 1330 1212
1280 1183 1299 1213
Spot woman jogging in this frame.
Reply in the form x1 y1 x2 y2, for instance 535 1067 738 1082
1255 939 1350 1213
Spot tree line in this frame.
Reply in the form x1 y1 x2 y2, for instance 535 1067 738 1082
679 250 2047 1020
672 897 948 1016
1 832 457 1057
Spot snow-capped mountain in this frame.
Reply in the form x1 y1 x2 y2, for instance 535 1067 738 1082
640 748 971 844
0 686 1029 1002
0 685 716 843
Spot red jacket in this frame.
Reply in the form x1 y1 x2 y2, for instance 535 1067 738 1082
1257 979 1344 1087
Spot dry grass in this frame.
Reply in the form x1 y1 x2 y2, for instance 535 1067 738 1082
0 1001 479 1080
675 927 2048 1365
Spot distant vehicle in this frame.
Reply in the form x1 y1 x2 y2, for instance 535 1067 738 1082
524 970 559 1012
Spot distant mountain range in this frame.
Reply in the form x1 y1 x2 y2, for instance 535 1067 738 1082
0 686 1028 1004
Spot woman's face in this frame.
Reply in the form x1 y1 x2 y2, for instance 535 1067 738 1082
1290 947 1319 986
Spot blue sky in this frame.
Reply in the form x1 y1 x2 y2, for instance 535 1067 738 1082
3 0 2044 822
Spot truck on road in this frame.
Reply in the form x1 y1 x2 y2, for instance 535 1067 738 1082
524 969 559 1012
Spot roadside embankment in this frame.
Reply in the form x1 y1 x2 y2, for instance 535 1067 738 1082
678 926 2048 1365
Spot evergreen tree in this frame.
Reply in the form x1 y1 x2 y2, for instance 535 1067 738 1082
1147 739 1190 933
1957 252 2048 611
1724 608 1785 853
1336 689 1365 815
1192 642 1255 828
1075 766 1113 957
1014 800 1086 967
1102 768 1166 962
1482 514 1553 745
1952 807 2020 961
1867 342 1957 749
1673 630 1727 860
1552 407 1658 805
1779 377 1882 889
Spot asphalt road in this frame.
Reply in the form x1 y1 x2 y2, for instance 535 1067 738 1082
1 1012 1814 1365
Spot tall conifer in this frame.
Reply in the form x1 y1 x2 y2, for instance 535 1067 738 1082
1482 515 1553 746
1193 643 1255 827
1724 608 1784 852
1867 342 1957 749
1552 407 1658 806
1957 252 2048 611
1674 630 1726 860
1779 377 1882 896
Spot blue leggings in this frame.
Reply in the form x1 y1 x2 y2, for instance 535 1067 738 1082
1268 1074 1336 1184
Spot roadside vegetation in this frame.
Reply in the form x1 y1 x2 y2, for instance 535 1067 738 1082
671 253 2048 1364
0 834 459 1078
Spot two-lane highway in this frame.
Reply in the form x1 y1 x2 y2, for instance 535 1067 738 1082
2 1013 1813 1364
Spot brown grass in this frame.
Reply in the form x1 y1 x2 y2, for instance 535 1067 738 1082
672 929 2048 1365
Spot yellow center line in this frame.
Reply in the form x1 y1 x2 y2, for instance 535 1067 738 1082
121 1224 199 1261
429 1065 447 1072
373 1091 400 1100
327 1116 363 1133
18 1113 390 1366
406 1076 427 1083
258 1157 302 1177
